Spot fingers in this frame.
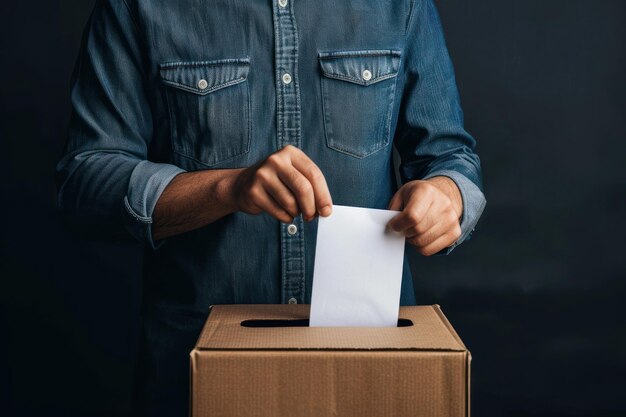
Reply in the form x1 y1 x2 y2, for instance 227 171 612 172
387 196 434 233
263 149 314 220
385 180 461 256
254 166 300 218
406 208 461 256
402 198 448 238
406 209 458 245
276 165 317 220
242 145 333 222
404 216 439 239
288 150 333 217
246 183 293 224
387 190 404 211
408 224 461 256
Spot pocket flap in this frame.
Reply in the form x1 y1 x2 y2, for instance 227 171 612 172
159 58 250 95
318 50 401 86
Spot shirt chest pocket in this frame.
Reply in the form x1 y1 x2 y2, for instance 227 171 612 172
318 50 401 158
159 58 251 167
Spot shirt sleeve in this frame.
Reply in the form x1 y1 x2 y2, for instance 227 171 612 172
394 0 486 254
55 0 185 250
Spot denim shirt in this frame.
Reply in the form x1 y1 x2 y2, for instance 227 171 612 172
57 0 485 412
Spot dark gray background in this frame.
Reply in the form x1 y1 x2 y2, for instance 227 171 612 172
1 1 625 416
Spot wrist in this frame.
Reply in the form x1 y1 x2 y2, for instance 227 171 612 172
215 168 244 214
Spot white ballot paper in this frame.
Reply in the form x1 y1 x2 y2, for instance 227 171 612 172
309 205 406 327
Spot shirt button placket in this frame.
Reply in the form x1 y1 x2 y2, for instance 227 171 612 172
273 0 305 305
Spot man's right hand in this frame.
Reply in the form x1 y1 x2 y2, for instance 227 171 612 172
227 145 333 223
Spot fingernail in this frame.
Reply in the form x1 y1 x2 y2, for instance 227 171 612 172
319 205 332 217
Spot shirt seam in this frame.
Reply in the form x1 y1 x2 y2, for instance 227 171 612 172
161 77 247 95
318 50 402 59
405 0 419 37
121 0 140 30
320 72 399 86
159 58 250 69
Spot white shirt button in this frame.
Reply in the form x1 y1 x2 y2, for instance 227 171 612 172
282 72 292 85
278 0 288 8
287 224 298 235
288 297 298 304
362 69 372 81
197 79 208 90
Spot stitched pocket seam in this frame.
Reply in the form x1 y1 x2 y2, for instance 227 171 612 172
162 76 247 96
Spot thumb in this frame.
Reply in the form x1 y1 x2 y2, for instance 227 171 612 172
387 190 404 211
387 190 406 232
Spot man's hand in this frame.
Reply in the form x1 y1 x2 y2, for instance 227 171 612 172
228 145 333 223
152 146 332 241
387 177 463 256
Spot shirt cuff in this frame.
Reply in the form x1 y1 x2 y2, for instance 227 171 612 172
423 170 487 255
123 160 185 249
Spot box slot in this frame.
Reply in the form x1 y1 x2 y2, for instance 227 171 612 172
239 318 414 328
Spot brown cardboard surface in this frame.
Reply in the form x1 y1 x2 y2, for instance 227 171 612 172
196 304 466 351
190 305 470 417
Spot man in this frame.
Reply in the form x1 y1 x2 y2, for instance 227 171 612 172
57 0 486 415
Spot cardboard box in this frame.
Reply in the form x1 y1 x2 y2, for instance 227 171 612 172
190 304 470 417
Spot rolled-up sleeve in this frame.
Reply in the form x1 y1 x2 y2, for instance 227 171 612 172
394 0 486 254
55 0 184 249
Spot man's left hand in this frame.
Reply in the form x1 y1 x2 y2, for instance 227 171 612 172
387 177 463 256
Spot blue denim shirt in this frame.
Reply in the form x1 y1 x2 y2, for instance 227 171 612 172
57 0 485 413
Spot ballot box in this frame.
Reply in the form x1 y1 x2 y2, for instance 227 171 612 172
190 304 471 417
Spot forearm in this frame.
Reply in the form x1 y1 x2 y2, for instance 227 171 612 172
152 168 242 241
153 145 336 242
